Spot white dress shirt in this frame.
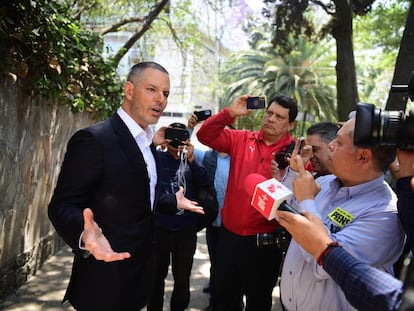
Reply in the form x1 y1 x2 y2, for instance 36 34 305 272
117 107 157 210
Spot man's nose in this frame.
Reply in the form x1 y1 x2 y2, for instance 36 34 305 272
268 114 277 122
154 92 166 104
327 141 335 151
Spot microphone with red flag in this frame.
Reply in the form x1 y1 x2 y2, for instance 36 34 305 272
244 173 300 220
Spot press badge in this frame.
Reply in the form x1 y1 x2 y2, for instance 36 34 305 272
328 207 354 228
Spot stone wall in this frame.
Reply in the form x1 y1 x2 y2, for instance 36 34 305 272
0 79 93 299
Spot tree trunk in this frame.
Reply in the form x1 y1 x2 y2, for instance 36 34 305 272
113 0 170 66
385 0 414 111
332 0 359 121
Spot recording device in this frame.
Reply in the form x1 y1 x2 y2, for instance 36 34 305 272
354 103 414 151
165 128 190 148
244 173 300 220
275 138 305 170
165 128 190 141
275 152 290 170
247 96 266 109
194 110 212 121
354 71 414 151
256 226 291 252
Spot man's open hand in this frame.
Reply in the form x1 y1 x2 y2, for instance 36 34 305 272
175 187 205 214
82 208 131 262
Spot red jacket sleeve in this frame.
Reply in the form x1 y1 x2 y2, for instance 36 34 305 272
197 108 235 153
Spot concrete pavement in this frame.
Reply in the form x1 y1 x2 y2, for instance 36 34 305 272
0 230 282 311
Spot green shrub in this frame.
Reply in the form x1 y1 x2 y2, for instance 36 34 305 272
0 0 123 119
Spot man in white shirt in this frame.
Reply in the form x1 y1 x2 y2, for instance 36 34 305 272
48 61 203 310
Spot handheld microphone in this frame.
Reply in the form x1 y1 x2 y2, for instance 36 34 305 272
244 173 301 220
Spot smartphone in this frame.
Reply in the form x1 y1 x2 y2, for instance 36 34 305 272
194 110 212 121
275 151 290 170
275 138 305 170
165 128 190 141
295 137 305 154
247 96 266 109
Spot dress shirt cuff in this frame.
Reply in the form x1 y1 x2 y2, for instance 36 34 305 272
317 241 340 265
78 230 91 258
322 246 353 284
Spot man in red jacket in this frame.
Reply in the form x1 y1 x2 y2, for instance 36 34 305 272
197 94 298 311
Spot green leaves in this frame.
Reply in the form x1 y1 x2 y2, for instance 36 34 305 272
0 0 122 120
220 35 336 131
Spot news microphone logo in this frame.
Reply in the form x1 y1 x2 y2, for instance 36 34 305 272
244 173 299 220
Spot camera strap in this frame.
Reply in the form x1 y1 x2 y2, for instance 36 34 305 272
283 140 296 154
176 146 188 194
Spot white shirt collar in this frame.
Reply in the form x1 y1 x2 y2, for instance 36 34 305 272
117 107 153 143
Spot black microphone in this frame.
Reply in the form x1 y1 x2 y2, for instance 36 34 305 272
278 200 301 215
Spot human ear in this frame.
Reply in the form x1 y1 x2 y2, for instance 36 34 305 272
124 81 134 100
358 149 371 163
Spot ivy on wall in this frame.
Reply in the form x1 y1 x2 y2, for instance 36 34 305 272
0 0 123 120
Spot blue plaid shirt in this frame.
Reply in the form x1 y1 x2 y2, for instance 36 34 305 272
324 246 403 311
321 176 414 311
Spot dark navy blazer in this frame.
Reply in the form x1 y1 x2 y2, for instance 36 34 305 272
49 113 168 310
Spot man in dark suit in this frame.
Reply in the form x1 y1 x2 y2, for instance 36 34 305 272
48 61 204 311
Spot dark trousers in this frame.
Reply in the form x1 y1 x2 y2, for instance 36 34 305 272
148 227 197 311
212 226 282 311
206 225 221 305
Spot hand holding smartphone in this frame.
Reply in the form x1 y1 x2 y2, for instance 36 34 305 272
275 138 305 170
275 152 291 170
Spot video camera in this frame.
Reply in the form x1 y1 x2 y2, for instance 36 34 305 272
354 71 414 151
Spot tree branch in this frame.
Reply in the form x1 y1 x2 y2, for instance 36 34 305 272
70 1 98 21
310 0 336 15
100 16 145 35
160 17 186 51
112 0 170 65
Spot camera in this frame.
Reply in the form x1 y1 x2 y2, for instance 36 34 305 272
354 103 414 151
256 227 291 252
247 96 266 109
354 71 414 151
165 128 190 148
165 128 190 141
275 151 290 170
194 110 212 121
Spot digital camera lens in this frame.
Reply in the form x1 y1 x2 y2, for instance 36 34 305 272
381 110 404 145
257 233 276 248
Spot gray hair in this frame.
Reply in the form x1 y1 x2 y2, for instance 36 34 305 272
127 61 169 85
